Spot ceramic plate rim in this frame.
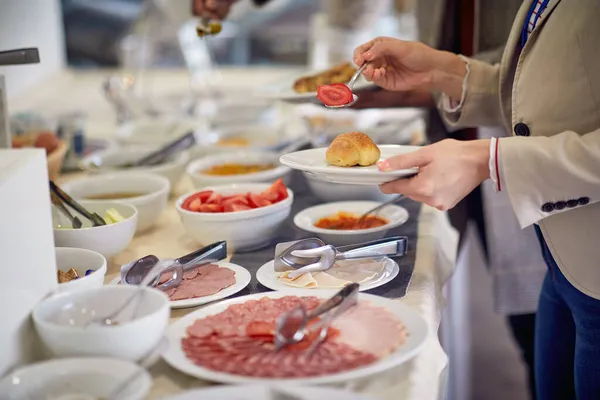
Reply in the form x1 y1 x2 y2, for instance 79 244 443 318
255 257 399 292
109 261 251 309
162 290 428 385
0 357 152 398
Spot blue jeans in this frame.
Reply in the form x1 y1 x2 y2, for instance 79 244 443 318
534 225 600 399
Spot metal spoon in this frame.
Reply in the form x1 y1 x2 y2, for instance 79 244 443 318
274 283 359 350
323 63 367 109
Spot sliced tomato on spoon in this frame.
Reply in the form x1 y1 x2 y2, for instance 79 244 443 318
316 83 353 106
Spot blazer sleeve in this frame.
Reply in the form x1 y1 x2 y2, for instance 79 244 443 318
438 58 505 128
499 130 600 228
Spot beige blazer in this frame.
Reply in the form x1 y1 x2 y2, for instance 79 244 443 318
443 0 600 299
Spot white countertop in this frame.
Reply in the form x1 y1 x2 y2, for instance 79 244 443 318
12 67 458 400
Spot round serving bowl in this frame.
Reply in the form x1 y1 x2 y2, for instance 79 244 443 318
186 151 292 189
0 357 152 400
62 173 170 234
303 172 397 203
294 201 409 247
32 285 170 362
53 201 137 259
80 146 189 193
55 247 107 294
115 115 209 148
175 183 294 252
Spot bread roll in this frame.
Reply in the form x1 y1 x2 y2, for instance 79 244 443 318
326 132 381 167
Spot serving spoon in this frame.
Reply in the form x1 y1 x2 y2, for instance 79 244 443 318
323 63 367 109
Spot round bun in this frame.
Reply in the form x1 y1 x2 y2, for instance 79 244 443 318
325 132 381 167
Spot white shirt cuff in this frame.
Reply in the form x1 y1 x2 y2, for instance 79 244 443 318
489 137 504 192
441 55 471 113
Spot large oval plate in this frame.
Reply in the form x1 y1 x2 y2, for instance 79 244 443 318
162 290 428 385
279 145 419 185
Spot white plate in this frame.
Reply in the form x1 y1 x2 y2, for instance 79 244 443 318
162 290 428 385
110 261 251 309
256 257 399 292
0 357 151 400
254 70 377 104
163 385 375 400
280 145 419 185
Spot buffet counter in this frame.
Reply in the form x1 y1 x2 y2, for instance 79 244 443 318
11 68 458 400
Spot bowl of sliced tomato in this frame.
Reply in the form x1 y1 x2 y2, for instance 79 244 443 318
175 179 293 252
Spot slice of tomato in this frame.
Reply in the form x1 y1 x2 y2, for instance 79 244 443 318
316 84 353 106
223 195 249 206
248 193 272 208
198 204 223 213
271 179 288 201
188 198 203 212
181 195 195 210
231 203 252 212
205 192 222 205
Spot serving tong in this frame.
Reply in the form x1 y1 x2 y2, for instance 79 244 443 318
49 181 106 227
121 240 228 290
275 283 359 356
275 236 407 279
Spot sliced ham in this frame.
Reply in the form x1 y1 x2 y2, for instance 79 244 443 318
161 264 236 301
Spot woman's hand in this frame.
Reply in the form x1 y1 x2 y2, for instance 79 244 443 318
378 139 491 211
192 0 237 20
353 37 467 100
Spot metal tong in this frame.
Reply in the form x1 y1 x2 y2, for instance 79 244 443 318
275 236 407 279
274 283 359 355
50 181 106 226
121 241 228 291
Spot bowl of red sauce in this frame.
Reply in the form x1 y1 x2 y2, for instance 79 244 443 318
294 201 409 247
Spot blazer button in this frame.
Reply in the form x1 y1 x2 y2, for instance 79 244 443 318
541 202 555 212
514 122 530 136
554 201 566 210
578 197 590 206
566 199 579 208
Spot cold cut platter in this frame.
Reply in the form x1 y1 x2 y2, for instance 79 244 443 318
162 290 428 384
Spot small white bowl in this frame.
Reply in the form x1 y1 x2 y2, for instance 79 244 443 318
0 357 152 400
55 247 107 294
62 173 170 234
53 201 137 259
81 146 189 193
294 201 409 246
33 285 170 362
304 172 397 203
175 183 294 252
186 151 292 189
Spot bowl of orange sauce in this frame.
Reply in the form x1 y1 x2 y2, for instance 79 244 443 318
186 150 292 189
294 201 409 246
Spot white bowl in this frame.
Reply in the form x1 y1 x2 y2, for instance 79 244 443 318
62 173 170 234
0 357 152 400
294 201 409 246
81 146 189 193
32 285 170 361
186 151 292 189
55 247 107 294
191 123 303 158
175 183 294 252
53 201 138 259
115 115 210 147
304 172 397 202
